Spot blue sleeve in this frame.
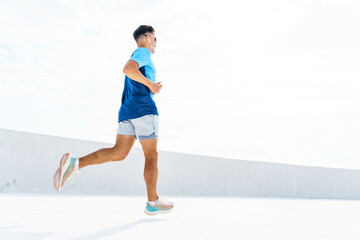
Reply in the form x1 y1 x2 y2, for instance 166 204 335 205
129 48 151 68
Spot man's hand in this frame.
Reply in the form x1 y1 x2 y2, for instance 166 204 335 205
149 81 163 95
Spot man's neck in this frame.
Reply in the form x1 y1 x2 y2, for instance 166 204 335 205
137 44 149 50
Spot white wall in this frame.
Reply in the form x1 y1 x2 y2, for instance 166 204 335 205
1 128 360 199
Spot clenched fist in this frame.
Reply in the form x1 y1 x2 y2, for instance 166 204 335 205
149 81 163 95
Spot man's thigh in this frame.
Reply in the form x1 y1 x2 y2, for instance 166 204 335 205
139 138 158 159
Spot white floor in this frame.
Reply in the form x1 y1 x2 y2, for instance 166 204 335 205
1 194 360 240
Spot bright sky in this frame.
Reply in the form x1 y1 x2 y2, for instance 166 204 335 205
1 0 359 169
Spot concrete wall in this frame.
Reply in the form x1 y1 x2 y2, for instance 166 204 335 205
1 128 360 199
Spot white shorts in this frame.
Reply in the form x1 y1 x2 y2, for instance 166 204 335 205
116 114 159 140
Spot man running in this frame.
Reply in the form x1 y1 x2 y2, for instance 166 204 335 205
53 25 174 216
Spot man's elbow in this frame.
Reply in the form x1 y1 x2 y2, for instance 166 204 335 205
123 65 131 75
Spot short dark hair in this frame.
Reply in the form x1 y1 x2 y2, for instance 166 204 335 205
133 25 155 42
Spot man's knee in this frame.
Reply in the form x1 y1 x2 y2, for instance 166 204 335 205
111 147 129 161
145 151 158 163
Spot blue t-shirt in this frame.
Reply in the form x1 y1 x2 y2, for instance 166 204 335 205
118 47 159 122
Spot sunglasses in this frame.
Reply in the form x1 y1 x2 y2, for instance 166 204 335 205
144 34 157 42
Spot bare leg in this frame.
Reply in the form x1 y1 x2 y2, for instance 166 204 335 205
140 138 159 202
78 134 136 169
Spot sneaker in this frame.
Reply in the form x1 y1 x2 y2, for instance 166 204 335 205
144 196 174 216
53 153 79 192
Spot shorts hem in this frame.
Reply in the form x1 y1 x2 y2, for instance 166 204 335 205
138 132 158 140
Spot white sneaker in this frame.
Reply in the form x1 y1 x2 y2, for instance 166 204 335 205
53 153 79 192
144 196 174 216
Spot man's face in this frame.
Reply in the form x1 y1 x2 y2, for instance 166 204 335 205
145 32 157 54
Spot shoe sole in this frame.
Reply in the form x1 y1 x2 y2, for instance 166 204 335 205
144 207 174 216
53 153 71 192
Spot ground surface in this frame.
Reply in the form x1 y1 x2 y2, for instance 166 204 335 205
1 194 360 240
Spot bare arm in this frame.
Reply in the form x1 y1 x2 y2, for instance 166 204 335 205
123 60 162 95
